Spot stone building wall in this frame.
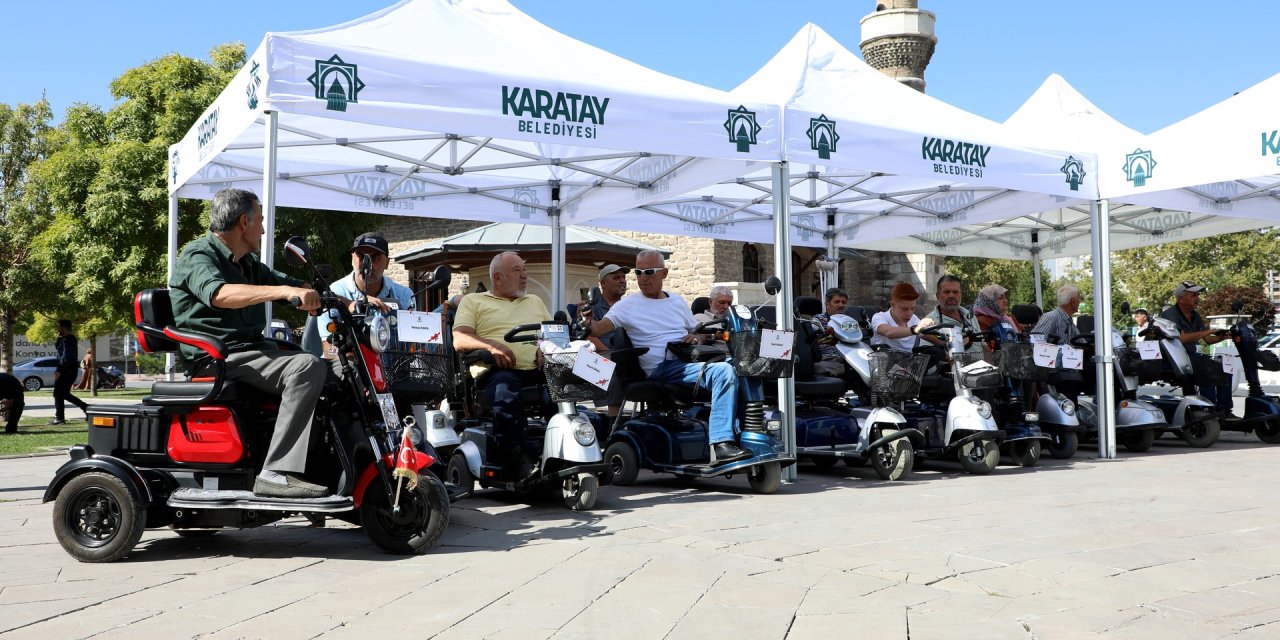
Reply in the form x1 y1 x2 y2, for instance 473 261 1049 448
379 216 488 294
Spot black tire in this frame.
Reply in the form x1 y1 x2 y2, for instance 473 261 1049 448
562 473 599 511
1179 418 1220 448
172 528 218 538
810 456 838 469
360 471 450 555
23 376 42 392
1047 432 1078 459
1007 440 1041 468
957 440 1000 475
747 462 782 494
1121 428 1156 453
52 472 147 563
1256 419 1280 444
446 453 475 497
604 442 639 487
869 435 914 481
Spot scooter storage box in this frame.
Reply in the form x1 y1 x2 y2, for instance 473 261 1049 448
87 404 168 456
167 406 246 464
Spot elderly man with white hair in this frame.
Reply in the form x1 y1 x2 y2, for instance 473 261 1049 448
586 250 751 464
1031 284 1084 402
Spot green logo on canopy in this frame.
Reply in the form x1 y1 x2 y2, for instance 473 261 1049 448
308 55 364 112
1060 156 1085 191
245 60 261 110
725 106 761 153
1123 148 1156 187
807 115 839 160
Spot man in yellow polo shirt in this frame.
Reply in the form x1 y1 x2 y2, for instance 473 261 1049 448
453 251 550 479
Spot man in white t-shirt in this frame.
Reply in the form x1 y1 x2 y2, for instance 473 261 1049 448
871 282 935 352
586 250 750 464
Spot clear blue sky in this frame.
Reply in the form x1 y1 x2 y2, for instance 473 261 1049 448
5 1 1276 134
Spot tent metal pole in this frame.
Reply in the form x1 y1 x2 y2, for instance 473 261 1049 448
827 212 838 289
261 110 279 334
549 208 565 315
166 193 178 381
772 162 797 482
1090 199 1116 459
1032 248 1044 310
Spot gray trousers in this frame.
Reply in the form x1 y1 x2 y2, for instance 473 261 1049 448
221 351 326 474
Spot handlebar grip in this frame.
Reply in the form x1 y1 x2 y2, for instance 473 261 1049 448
289 296 303 307
503 323 542 343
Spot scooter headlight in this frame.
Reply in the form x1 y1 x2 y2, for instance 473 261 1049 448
765 419 782 434
367 314 392 353
573 422 597 446
406 426 424 447
1023 412 1040 423
972 398 993 420
1058 396 1076 416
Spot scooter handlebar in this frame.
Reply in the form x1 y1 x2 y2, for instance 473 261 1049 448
504 323 542 343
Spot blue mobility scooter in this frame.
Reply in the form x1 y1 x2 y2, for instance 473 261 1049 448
602 279 795 494
787 296 921 480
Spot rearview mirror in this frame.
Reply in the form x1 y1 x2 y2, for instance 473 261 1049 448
1120 301 1131 314
283 236 310 266
426 265 452 292
1231 300 1245 313
764 276 782 296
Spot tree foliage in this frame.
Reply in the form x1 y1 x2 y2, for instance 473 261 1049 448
0 97 55 371
942 256 1052 308
1202 284 1276 332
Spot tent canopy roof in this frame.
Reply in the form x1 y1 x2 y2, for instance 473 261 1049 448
394 222 669 270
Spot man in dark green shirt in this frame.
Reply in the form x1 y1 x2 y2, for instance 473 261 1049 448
170 188 327 499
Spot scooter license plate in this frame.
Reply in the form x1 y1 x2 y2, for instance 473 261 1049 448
375 392 400 428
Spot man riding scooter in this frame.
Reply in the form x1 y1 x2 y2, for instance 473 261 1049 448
1158 281 1233 417
452 251 551 481
585 250 750 464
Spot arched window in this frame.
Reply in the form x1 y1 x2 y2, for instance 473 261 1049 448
742 244 761 283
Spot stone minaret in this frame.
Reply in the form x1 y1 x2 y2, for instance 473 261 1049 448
859 1 937 93
851 1 945 311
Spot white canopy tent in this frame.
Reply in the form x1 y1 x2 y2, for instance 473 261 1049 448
582 25 1099 259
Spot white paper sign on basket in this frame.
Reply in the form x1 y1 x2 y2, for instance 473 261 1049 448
1221 355 1236 375
759 329 793 360
1033 343 1059 367
1060 345 1084 370
1137 341 1162 360
1029 333 1046 344
396 310 443 344
572 346 616 391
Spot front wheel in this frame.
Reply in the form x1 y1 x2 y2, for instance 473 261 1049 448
1121 428 1156 453
52 472 147 563
1047 432 1078 459
604 442 639 487
957 440 1000 475
1256 419 1280 444
869 434 914 481
746 462 782 494
1007 440 1041 468
446 453 475 497
562 473 599 511
1179 418 1220 448
361 471 450 555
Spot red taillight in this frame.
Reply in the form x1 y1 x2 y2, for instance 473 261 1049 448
361 344 387 393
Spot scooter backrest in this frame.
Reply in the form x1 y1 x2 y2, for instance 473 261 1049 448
690 296 711 316
795 296 822 318
1011 304 1042 327
1076 314 1095 334
134 289 179 353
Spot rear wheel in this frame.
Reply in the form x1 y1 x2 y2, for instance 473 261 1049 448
869 434 913 481
1047 432 1079 459
360 471 450 555
1121 428 1156 453
747 462 782 494
562 473 599 511
957 440 999 475
604 442 639 487
446 453 475 497
1180 418 1220 448
1007 440 1042 467
52 472 146 563
1256 419 1280 444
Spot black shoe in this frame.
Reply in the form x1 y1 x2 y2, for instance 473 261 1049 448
253 474 328 499
712 441 751 465
48 418 66 425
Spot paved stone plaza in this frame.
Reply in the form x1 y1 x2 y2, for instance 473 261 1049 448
2 432 1279 640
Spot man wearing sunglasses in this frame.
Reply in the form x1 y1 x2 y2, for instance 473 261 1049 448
585 250 751 464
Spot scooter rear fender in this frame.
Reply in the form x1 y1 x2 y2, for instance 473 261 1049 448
43 446 154 505
1172 395 1215 427
1001 422 1050 443
352 450 436 508
458 440 484 478
866 427 923 450
543 414 603 464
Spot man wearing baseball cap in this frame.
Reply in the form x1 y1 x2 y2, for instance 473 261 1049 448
1158 281 1233 415
318 232 416 351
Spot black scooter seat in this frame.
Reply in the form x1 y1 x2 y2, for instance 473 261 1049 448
167 488 352 512
795 376 845 398
145 380 280 406
624 381 711 405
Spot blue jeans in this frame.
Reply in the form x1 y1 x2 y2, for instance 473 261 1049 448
1198 383 1235 412
649 359 739 444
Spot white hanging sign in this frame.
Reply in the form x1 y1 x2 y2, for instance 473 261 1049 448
1137 341 1162 360
572 346 616 391
397 311 444 344
1220 355 1235 375
1060 346 1085 370
759 329 793 360
1033 343 1059 367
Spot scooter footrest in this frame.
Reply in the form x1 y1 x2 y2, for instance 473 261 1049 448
168 488 353 512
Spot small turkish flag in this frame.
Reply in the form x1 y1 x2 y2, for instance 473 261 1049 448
392 429 419 490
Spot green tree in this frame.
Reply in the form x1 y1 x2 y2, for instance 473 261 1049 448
943 256 1051 307
0 97 55 372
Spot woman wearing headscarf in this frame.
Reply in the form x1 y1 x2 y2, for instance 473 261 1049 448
973 284 1022 346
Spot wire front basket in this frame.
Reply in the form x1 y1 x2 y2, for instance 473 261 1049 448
868 350 930 405
382 350 453 398
728 329 794 379
542 349 607 403
953 351 1004 389
1117 347 1164 382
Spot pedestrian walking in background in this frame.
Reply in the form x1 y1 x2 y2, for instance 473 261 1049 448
52 319 88 424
